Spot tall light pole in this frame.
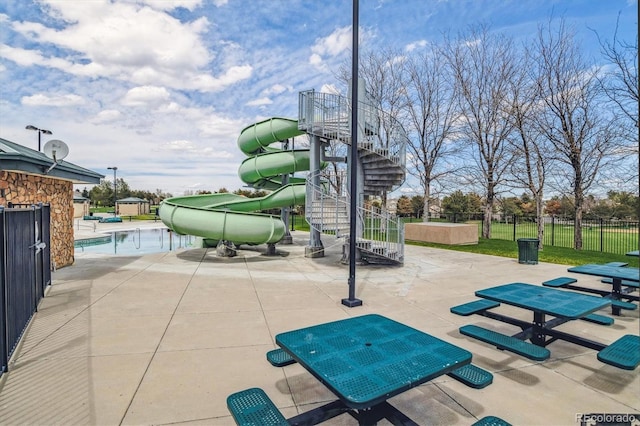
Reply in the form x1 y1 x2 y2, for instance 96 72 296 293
342 0 363 308
107 167 118 216
25 125 52 151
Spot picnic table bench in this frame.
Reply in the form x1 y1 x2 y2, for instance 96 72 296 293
452 283 640 370
227 387 512 426
565 264 639 315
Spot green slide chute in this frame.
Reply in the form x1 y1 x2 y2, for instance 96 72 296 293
159 118 308 245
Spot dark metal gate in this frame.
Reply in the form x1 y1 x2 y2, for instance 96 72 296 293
0 203 51 377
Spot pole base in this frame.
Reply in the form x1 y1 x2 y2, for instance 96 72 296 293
279 235 293 245
265 243 278 256
305 246 325 258
341 298 363 308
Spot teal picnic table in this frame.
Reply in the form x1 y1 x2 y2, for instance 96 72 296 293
275 314 472 425
474 283 611 347
455 283 639 370
567 264 639 315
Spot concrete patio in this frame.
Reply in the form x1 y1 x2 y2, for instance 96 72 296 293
0 221 638 425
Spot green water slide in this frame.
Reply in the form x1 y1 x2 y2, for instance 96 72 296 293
159 118 308 245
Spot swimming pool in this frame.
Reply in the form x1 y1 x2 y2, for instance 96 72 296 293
74 228 198 255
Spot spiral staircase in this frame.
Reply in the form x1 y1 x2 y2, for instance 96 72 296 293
298 90 407 265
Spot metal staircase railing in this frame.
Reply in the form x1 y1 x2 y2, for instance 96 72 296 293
299 89 407 265
298 90 407 174
305 171 350 237
305 170 404 265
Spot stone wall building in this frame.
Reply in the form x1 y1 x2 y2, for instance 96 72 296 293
0 138 102 268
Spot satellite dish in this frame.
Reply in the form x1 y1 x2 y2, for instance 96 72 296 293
43 139 69 174
43 139 69 163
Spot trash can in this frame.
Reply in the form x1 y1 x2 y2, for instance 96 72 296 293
517 238 539 265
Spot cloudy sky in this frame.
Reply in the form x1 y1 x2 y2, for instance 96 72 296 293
1 0 637 196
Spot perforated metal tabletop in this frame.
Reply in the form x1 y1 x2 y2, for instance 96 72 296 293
568 264 640 282
275 314 472 409
475 283 611 318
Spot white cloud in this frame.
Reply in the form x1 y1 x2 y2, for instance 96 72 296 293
246 97 273 107
159 139 233 159
263 84 291 96
320 84 341 95
309 26 352 68
121 86 170 107
405 40 427 52
142 0 205 12
0 44 47 66
21 93 85 106
91 109 122 124
162 140 195 151
7 1 250 92
312 26 352 57
309 53 323 66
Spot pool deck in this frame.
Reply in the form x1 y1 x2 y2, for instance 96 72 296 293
0 220 638 425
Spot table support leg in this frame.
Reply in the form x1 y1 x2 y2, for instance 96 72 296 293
531 311 547 346
350 401 419 426
287 400 350 425
480 311 608 350
611 278 622 316
542 328 607 351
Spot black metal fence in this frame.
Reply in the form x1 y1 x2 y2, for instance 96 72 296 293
0 203 51 377
407 213 639 255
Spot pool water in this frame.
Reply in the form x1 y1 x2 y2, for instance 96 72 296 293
75 228 198 255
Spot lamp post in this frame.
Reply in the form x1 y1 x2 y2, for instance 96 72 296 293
25 125 52 151
342 0 362 308
107 167 118 216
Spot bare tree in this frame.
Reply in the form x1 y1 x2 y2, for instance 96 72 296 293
443 25 518 238
595 16 639 133
402 43 460 221
339 48 409 207
506 47 551 248
360 48 408 209
532 19 619 250
594 17 639 187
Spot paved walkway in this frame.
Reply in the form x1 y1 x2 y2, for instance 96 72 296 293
0 221 638 425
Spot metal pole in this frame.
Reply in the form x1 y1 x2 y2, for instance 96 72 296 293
108 167 118 216
113 168 117 216
342 0 362 308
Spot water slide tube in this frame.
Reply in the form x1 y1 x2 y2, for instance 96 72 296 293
159 118 309 245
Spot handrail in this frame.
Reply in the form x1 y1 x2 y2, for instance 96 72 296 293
134 228 141 249
299 90 407 184
300 88 407 264
305 170 404 264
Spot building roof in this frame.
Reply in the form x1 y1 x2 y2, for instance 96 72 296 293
117 197 149 203
0 137 103 184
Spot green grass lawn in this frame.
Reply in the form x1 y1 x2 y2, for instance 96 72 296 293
406 238 639 267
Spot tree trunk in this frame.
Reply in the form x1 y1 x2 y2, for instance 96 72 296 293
574 191 583 250
422 184 431 222
483 203 492 239
536 196 545 250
